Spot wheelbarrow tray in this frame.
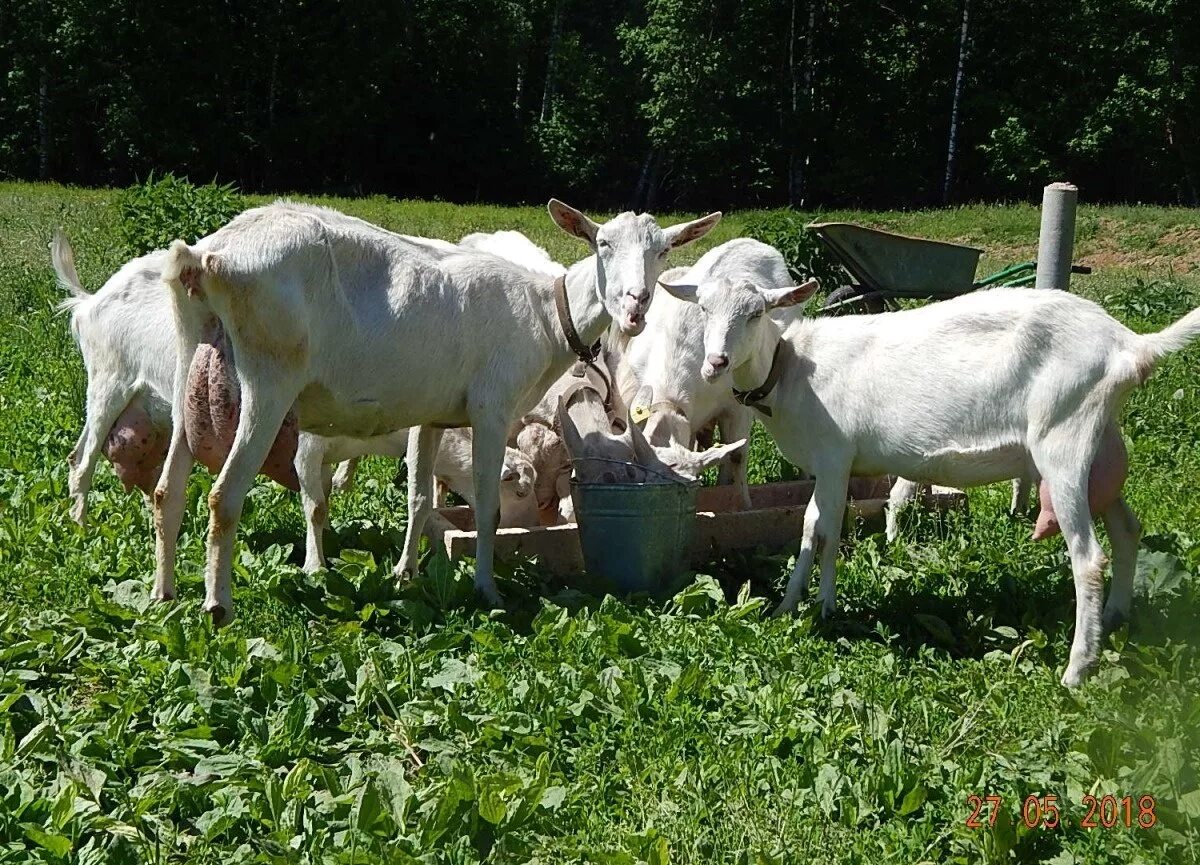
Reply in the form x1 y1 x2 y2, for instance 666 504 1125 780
423 478 967 576
808 222 983 297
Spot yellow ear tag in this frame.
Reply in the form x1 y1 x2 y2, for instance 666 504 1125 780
631 404 651 423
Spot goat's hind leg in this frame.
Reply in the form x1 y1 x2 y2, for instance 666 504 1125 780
69 378 130 526
1033 430 1108 687
1101 496 1141 633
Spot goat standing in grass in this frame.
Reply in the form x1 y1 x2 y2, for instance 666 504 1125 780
159 200 719 623
661 276 1200 686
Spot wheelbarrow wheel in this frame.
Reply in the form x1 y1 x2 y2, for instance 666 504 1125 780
823 285 886 315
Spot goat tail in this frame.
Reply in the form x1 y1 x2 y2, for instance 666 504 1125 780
1138 305 1200 366
51 229 90 313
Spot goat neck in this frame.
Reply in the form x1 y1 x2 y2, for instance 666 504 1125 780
730 317 785 413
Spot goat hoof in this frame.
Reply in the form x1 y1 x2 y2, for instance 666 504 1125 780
476 586 506 610
769 601 796 619
1060 662 1094 688
1101 608 1129 634
204 602 232 628
151 589 175 603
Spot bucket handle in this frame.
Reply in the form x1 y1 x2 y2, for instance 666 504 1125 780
570 456 694 487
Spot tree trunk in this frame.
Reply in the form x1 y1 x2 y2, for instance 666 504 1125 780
942 0 971 204
540 0 563 123
789 1 817 207
38 67 50 180
632 148 657 210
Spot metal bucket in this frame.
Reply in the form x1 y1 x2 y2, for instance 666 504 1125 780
570 478 699 594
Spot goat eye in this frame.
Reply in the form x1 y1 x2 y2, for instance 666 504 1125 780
657 249 668 258
749 310 764 320
597 239 610 249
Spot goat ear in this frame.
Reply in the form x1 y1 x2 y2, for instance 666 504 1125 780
548 199 599 245
556 396 586 460
658 281 700 303
763 278 819 309
697 438 748 470
664 212 722 250
624 410 658 465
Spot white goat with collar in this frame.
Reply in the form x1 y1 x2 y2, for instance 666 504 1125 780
661 276 1200 687
157 200 719 623
616 238 794 508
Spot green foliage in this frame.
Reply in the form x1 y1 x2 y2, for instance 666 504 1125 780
742 210 847 288
4 1 1200 207
2 184 1200 862
117 174 245 257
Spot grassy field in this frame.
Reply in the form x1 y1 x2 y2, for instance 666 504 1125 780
1 181 1198 864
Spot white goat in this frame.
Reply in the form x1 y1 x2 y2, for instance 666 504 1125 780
52 234 175 525
661 277 1200 686
296 428 537 572
157 200 720 623
617 238 794 508
459 230 567 279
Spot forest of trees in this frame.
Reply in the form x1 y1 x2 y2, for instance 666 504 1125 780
2 0 1199 210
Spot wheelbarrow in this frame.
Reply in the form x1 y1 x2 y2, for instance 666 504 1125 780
809 222 1092 315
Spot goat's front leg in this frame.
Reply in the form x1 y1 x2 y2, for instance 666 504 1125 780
1010 472 1036 517
332 457 359 493
468 414 509 608
296 434 330 573
885 477 921 542
203 375 299 626
774 468 850 617
395 426 442 579
716 409 753 510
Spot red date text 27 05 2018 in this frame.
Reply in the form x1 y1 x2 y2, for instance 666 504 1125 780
966 794 1157 830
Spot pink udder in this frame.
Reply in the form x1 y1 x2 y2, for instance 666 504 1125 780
103 404 169 493
183 321 299 490
1032 425 1128 540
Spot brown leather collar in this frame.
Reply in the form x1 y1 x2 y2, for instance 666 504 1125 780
554 275 613 411
732 341 784 417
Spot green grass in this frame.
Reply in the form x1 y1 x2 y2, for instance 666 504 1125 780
1 182 1199 863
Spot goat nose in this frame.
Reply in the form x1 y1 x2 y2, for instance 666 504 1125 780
706 353 729 370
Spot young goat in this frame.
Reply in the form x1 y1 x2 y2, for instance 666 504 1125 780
159 200 719 623
661 277 1200 686
617 238 794 508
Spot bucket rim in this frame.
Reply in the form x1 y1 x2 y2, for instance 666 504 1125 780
570 477 700 493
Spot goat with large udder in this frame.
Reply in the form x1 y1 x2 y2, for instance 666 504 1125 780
613 238 795 509
660 276 1200 686
52 231 541 566
157 200 720 623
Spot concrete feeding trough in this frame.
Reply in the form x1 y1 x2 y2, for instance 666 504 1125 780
423 478 968 577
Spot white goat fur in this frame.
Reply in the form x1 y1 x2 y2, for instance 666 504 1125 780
663 278 1200 686
157 200 720 622
619 238 794 508
459 230 567 279
52 235 175 525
